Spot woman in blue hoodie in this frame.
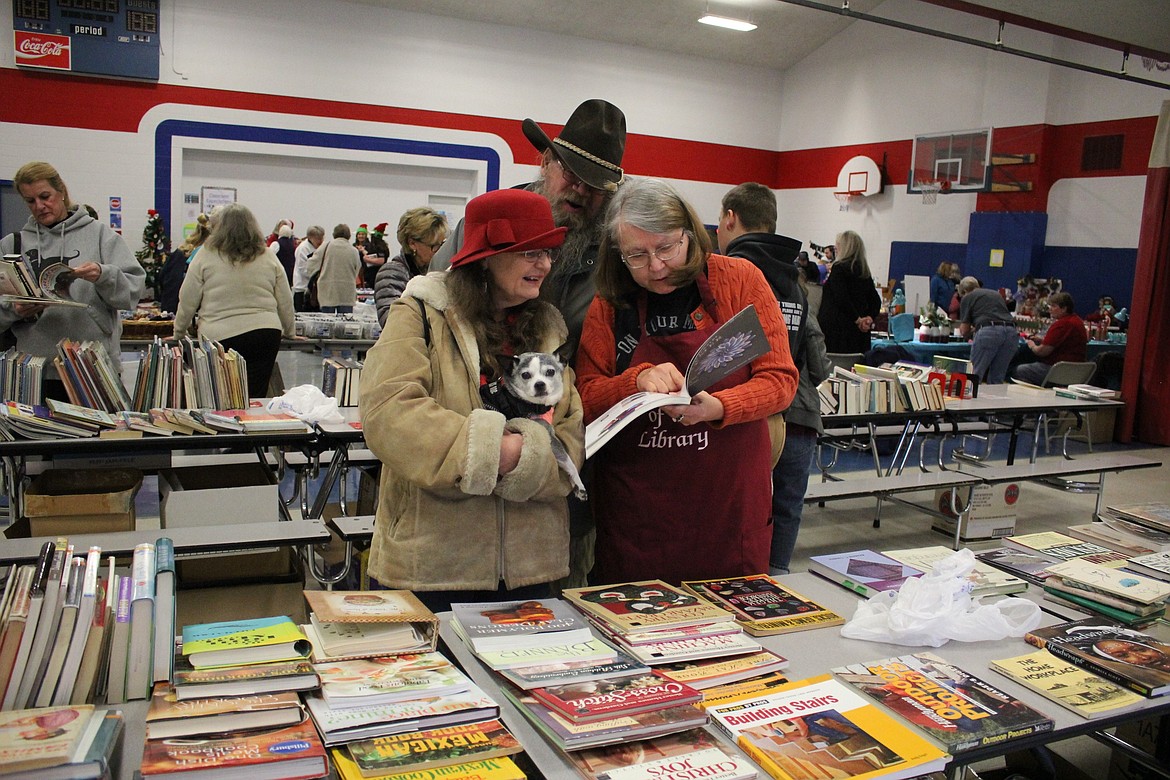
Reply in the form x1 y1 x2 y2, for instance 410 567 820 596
0 161 145 398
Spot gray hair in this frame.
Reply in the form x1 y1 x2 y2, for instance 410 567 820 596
957 276 981 295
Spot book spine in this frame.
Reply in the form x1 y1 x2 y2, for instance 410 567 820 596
1039 638 1154 698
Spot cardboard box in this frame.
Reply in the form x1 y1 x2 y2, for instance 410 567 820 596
931 483 1020 541
158 463 279 528
1108 716 1163 780
24 468 143 536
1055 407 1117 444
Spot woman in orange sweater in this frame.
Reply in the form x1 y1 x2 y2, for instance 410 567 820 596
576 178 798 585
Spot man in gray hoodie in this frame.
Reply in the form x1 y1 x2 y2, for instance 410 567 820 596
1 161 145 395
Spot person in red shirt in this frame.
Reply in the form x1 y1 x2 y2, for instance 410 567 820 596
1012 291 1088 384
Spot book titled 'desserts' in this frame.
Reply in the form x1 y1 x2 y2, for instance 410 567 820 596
832 652 1054 754
1025 617 1170 697
181 615 312 669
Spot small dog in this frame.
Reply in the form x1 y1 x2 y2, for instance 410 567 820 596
482 352 587 500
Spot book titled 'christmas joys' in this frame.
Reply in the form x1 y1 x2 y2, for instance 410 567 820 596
832 652 1054 754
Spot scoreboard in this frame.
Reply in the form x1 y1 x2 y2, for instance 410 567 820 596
13 0 160 80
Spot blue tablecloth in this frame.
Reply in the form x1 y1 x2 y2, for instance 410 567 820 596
868 338 1124 366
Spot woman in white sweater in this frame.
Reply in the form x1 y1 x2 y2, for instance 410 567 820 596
174 203 295 398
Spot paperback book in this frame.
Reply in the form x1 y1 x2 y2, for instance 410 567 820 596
344 718 523 776
171 658 319 700
139 716 328 779
530 669 702 723
313 652 472 709
332 750 526 780
451 597 593 652
180 615 311 669
657 649 790 690
988 651 1146 719
0 255 87 308
1106 503 1170 534
496 653 651 691
303 618 429 663
883 546 1028 597
610 630 766 666
0 704 96 774
1025 618 1170 697
567 728 758 780
681 574 846 635
832 652 1054 754
303 684 500 746
706 674 948 780
806 550 923 598
974 547 1058 585
563 580 734 633
473 635 618 671
1126 551 1170 581
585 305 768 458
1044 558 1170 605
302 588 436 627
145 684 305 739
1039 589 1162 627
1002 531 1129 567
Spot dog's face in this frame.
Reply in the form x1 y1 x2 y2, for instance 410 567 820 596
505 352 565 406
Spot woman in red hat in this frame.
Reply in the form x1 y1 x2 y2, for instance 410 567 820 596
360 189 585 612
577 177 798 585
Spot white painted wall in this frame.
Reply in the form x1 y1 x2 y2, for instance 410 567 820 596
1 0 1165 278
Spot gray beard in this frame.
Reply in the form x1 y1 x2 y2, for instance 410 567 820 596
531 177 607 282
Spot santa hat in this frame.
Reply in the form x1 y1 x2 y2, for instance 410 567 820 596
372 222 388 236
356 224 369 234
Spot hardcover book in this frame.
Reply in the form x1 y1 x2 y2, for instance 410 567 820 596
451 597 593 652
706 674 947 780
883 546 1028 597
1106 503 1170 534
832 652 1054 754
180 615 311 669
303 617 430 663
345 718 523 776
530 669 702 722
585 305 768 458
146 684 304 739
563 580 734 633
303 588 436 626
657 649 790 690
615 631 766 666
313 652 472 709
974 547 1058 584
700 673 793 708
567 728 758 780
1044 559 1170 605
1024 618 1170 697
139 716 328 779
474 635 618 671
681 574 846 635
0 704 96 774
303 684 500 746
806 550 923 598
1003 532 1129 566
1126 551 1170 581
988 651 1146 719
497 653 651 691
171 658 319 700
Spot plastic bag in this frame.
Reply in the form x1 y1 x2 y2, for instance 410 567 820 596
839 548 1042 647
266 384 345 424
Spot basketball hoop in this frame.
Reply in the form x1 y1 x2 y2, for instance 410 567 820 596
834 191 860 211
918 179 944 205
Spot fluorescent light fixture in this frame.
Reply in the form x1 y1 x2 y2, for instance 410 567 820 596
698 13 757 32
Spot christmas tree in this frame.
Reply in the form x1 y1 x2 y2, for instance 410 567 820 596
135 208 170 300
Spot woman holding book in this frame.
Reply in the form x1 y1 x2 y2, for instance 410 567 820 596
360 189 584 612
173 203 295 398
576 178 798 585
0 161 145 399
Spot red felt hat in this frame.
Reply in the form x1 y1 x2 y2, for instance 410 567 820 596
372 222 388 234
449 189 567 269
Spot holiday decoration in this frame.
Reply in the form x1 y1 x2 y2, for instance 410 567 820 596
136 208 170 300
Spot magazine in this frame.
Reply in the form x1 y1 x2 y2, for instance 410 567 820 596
681 573 845 635
0 255 88 308
584 305 769 458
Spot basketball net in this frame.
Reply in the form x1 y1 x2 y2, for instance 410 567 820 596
834 192 855 211
918 180 943 205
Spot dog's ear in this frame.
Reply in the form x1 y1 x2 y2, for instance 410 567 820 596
503 354 520 374
551 345 571 369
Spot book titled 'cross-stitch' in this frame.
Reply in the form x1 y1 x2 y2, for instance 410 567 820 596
180 615 312 669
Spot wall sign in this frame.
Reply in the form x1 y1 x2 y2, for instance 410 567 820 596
12 0 160 80
200 186 237 216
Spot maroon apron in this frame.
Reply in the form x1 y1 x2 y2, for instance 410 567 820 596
593 274 773 585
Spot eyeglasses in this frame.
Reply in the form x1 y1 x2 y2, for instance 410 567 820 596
550 159 605 193
517 249 555 264
620 235 688 269
413 237 445 252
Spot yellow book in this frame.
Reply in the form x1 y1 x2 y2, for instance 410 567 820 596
180 616 311 669
989 651 1146 719
331 748 526 780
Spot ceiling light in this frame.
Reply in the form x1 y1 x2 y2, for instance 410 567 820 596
698 13 757 32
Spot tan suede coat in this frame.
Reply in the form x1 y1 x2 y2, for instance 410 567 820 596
359 272 584 591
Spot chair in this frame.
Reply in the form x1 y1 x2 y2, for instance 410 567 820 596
826 353 865 372
1039 360 1097 388
888 312 915 343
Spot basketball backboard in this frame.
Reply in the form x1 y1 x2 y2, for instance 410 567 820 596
907 127 992 193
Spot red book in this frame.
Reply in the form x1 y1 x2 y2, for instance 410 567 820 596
140 716 327 778
530 669 702 723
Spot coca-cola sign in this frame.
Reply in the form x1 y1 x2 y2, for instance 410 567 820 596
14 31 72 71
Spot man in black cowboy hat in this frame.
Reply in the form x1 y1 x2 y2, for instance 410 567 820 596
432 98 626 362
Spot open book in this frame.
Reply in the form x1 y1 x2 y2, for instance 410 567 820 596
585 304 768 459
0 254 87 308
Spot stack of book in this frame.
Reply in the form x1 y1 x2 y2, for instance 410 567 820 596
1074 503 1170 558
139 614 327 779
806 550 924 598
681 573 846 635
1025 617 1170 698
322 356 363 407
199 407 311 434
0 705 124 780
332 720 525 780
818 362 956 416
1125 550 1170 582
976 530 1130 584
450 598 602 670
563 580 762 665
302 589 437 663
0 348 48 406
0 538 172 710
1040 558 1170 626
129 335 250 412
54 339 134 413
566 728 757 780
0 401 99 440
882 546 1028 597
705 673 948 780
832 652 1055 755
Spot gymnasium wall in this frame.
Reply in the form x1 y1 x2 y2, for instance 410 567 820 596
0 0 1166 296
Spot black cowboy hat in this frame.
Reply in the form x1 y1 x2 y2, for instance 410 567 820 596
522 99 626 192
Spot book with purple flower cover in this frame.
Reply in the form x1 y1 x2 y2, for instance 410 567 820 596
807 550 923 598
